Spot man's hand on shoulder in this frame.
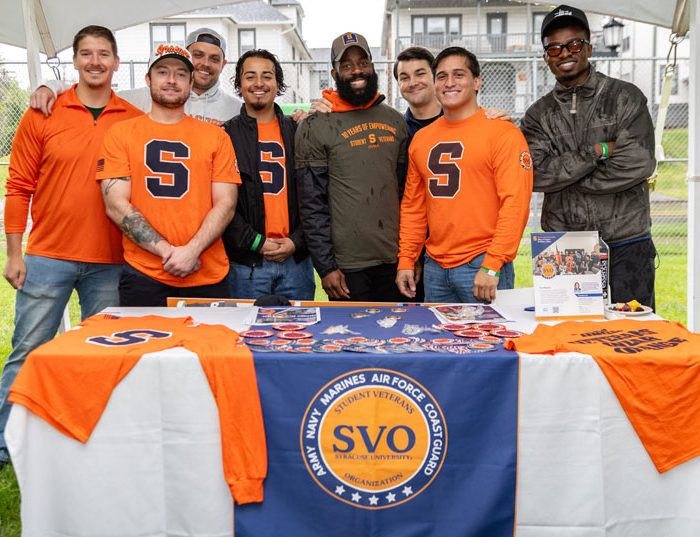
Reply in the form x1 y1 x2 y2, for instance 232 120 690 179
291 97 333 125
322 269 350 300
484 107 512 122
3 254 26 290
29 86 57 117
310 97 332 114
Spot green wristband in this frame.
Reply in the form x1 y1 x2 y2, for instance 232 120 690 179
599 141 609 159
250 233 263 252
481 267 500 278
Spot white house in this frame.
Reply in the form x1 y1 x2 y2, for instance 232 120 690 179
380 0 614 114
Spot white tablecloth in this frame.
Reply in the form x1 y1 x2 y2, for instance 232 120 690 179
8 296 698 537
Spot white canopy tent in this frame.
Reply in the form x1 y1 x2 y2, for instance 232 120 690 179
0 0 246 88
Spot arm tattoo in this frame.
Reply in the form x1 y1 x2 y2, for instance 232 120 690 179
121 208 164 246
103 176 130 196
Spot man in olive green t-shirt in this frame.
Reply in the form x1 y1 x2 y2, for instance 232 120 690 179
296 32 408 301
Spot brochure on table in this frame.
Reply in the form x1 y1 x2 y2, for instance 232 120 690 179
531 231 606 320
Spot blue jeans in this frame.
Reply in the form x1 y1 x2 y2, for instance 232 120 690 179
228 256 315 301
423 253 515 303
0 255 122 462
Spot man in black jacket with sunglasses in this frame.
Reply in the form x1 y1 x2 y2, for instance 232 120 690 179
521 5 657 309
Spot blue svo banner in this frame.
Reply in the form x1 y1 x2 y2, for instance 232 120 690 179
236 347 518 537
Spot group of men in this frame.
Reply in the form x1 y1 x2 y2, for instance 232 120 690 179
0 4 656 468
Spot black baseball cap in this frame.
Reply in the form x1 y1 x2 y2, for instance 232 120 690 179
541 5 590 43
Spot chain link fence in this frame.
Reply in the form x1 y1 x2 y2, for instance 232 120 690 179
0 55 689 318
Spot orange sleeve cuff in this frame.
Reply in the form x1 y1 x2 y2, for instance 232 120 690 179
231 478 264 505
397 256 415 271
482 254 504 273
4 195 31 233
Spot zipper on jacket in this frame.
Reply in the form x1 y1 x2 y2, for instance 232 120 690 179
570 88 577 114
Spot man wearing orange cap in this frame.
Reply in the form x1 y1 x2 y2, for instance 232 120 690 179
97 44 240 306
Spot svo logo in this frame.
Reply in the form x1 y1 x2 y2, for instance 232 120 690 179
333 425 416 453
87 329 172 347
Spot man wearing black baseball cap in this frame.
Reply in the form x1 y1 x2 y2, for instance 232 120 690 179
539 4 590 44
30 26 241 125
521 5 657 309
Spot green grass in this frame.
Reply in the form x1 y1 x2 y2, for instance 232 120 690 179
661 128 688 159
0 162 20 537
653 129 689 199
655 161 688 199
0 463 20 537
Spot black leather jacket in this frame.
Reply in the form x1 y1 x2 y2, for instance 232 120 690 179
521 67 655 244
221 104 307 266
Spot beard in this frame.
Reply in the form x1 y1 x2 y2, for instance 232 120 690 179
336 70 379 106
150 86 189 108
193 68 218 93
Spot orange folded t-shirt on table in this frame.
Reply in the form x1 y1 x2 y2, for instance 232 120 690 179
9 314 267 504
506 319 700 473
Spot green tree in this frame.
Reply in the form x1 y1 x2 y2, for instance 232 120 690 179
0 59 29 158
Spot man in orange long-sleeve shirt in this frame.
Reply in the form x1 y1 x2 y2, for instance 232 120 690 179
0 26 142 469
396 47 533 303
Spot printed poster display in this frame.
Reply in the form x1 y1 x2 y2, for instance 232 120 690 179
531 231 606 320
429 304 507 324
254 307 321 326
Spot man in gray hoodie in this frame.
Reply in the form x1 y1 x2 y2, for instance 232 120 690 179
521 5 656 309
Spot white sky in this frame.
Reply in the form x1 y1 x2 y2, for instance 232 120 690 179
299 0 385 49
0 0 386 61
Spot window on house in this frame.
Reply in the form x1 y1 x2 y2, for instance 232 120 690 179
487 13 508 52
239 29 256 56
150 23 186 54
411 15 461 48
319 70 330 90
533 13 546 45
412 17 424 36
622 36 631 52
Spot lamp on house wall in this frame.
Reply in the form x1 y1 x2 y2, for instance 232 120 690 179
602 18 624 55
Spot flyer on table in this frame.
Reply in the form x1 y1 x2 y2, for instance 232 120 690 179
531 231 605 320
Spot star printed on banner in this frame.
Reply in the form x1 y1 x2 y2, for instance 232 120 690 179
351 492 362 503
385 492 396 503
368 495 379 506
402 486 413 497
335 485 346 496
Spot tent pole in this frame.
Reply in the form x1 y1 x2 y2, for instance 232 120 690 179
22 0 42 89
688 0 699 330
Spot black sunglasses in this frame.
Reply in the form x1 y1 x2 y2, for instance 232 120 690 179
544 38 590 57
